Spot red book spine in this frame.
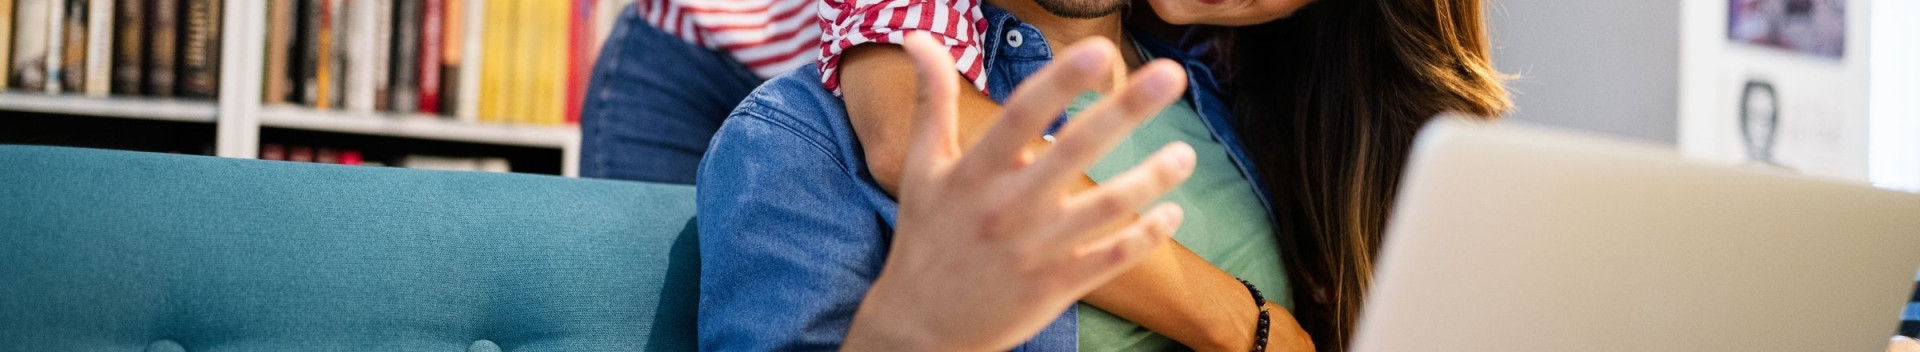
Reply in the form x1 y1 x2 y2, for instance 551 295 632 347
417 0 443 114
564 0 594 124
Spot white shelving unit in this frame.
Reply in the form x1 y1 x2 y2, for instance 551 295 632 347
0 0 581 177
0 92 218 123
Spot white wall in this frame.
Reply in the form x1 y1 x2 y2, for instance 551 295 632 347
1868 0 1920 191
1487 0 1681 145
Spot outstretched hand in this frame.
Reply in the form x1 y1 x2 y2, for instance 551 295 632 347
841 33 1197 351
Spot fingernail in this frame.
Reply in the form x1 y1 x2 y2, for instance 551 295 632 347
1167 142 1195 170
1156 205 1184 234
1142 67 1181 100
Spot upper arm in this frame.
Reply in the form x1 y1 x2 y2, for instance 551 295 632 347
696 111 890 351
840 44 1002 196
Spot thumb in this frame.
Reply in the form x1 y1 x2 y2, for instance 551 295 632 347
899 33 963 186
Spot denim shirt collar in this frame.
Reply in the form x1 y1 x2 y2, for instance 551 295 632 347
971 4 1275 217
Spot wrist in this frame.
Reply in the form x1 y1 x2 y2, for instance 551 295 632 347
844 275 948 352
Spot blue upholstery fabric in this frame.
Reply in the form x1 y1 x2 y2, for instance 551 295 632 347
0 146 700 351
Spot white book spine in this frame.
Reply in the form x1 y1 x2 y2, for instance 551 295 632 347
12 0 49 89
44 0 62 94
454 0 482 121
344 0 374 112
83 0 110 96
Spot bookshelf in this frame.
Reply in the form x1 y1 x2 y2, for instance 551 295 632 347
0 0 583 177
0 92 217 123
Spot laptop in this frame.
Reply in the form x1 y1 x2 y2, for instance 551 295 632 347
1353 117 1920 351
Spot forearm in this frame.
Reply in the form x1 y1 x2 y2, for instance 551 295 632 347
840 43 1306 351
1082 232 1279 351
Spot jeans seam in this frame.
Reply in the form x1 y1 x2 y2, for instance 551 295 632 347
730 100 855 177
585 8 641 177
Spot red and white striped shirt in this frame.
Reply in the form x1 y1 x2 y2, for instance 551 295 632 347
637 0 823 79
817 0 989 95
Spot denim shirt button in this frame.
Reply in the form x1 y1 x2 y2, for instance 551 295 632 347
1006 30 1024 48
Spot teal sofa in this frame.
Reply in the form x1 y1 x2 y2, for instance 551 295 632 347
0 146 700 351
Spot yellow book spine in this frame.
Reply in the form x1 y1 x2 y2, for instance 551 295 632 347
477 0 509 122
505 0 526 124
537 1 567 125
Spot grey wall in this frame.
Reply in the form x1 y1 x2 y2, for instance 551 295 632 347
1487 0 1681 144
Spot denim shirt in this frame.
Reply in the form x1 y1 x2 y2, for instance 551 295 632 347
695 5 1270 351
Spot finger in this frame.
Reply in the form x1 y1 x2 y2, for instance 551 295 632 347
955 38 1118 175
1020 60 1187 194
899 33 963 187
1053 142 1195 243
1059 203 1182 294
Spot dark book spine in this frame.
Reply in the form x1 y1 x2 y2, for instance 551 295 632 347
299 0 321 104
416 0 440 114
60 0 87 92
177 0 217 98
389 0 420 113
111 0 143 94
144 0 177 96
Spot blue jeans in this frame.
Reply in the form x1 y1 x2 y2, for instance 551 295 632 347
580 6 763 184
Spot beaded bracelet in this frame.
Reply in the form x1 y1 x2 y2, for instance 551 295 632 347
1238 278 1272 352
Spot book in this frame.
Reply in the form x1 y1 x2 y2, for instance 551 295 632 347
565 0 592 124
145 0 178 96
321 0 342 107
264 0 294 103
59 0 89 93
83 0 112 96
389 0 419 113
343 0 384 112
110 0 139 95
368 0 390 110
0 0 15 91
475 0 506 122
398 155 509 172
46 0 65 93
301 0 324 105
540 0 569 124
12 0 49 91
260 143 285 160
179 0 219 98
506 0 529 123
453 0 480 121
438 0 460 116
416 0 441 115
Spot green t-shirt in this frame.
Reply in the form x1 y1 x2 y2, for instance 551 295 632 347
1070 92 1292 351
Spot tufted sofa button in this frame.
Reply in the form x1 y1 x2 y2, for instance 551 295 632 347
469 339 501 352
145 340 185 352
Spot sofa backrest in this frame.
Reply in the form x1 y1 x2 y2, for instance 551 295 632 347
0 146 700 351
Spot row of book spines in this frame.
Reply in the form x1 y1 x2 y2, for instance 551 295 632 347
475 0 571 125
261 143 513 172
0 0 220 98
269 0 602 126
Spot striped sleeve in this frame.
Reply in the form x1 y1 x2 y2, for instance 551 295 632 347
639 0 822 79
817 0 989 96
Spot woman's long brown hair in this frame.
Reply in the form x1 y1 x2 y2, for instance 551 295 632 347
1220 0 1511 349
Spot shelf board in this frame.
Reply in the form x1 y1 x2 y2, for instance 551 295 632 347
256 105 578 149
0 92 219 123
